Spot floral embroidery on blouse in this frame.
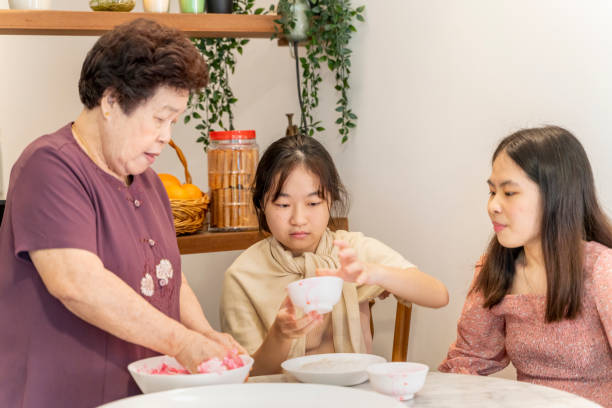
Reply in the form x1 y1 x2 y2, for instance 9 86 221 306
156 259 173 287
140 273 154 297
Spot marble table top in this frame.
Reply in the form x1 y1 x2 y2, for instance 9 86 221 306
248 372 601 408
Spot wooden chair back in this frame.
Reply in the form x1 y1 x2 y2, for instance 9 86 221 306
391 302 412 361
369 300 412 361
338 218 411 362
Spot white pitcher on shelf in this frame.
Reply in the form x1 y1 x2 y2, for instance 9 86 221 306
143 0 170 12
8 0 52 9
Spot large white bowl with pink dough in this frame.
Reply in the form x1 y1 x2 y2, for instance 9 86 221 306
366 362 429 401
287 276 343 314
127 353 253 394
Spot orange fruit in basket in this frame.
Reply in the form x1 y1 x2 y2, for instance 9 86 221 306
159 173 181 189
166 184 190 200
182 184 203 199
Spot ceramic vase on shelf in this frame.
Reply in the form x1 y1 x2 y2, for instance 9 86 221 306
143 0 170 12
206 0 232 13
8 0 51 9
178 0 204 13
283 0 309 42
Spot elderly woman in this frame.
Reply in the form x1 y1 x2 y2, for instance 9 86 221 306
0 19 244 407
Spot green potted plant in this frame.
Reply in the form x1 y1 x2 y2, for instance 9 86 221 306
276 0 365 142
184 0 272 149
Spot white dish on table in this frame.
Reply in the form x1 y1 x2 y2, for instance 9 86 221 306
281 353 386 386
127 354 253 394
98 382 404 408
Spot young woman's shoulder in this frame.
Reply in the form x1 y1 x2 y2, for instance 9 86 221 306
225 238 273 278
584 240 612 263
332 229 391 254
332 229 365 244
332 230 416 269
584 241 612 285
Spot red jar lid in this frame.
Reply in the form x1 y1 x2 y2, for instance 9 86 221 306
209 130 256 140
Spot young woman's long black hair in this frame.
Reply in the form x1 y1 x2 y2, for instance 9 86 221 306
252 135 349 233
473 126 612 322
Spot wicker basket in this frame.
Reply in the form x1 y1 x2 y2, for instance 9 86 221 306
167 140 210 236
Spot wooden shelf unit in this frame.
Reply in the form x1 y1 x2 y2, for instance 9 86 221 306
177 218 348 254
178 229 267 255
0 10 278 37
0 9 315 256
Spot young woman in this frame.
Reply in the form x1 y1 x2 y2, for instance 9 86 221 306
221 135 449 375
439 126 612 407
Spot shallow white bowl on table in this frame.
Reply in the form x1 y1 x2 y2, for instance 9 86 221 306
366 361 429 401
281 353 386 386
287 276 343 314
127 354 253 394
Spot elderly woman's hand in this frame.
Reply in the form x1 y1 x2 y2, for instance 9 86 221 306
202 330 248 356
173 330 231 373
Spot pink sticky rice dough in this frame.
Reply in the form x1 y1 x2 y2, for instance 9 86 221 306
149 350 244 375
150 364 190 375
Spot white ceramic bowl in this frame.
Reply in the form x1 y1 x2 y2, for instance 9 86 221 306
8 0 51 9
366 362 429 401
287 276 343 314
127 354 253 394
281 353 386 386
99 383 406 408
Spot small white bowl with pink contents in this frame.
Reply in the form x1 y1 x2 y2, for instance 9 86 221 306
127 353 253 394
366 362 429 401
287 276 343 314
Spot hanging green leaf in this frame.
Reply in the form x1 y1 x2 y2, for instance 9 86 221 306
277 0 365 142
184 0 268 150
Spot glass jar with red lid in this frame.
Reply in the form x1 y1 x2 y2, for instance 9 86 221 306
207 130 259 231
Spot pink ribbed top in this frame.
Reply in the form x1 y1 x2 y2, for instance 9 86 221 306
439 241 612 407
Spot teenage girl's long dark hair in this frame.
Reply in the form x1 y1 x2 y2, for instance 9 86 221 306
472 126 612 322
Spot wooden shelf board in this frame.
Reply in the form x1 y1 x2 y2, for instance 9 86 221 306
178 229 268 254
177 218 348 255
0 10 279 37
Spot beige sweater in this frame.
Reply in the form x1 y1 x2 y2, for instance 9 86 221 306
220 229 415 357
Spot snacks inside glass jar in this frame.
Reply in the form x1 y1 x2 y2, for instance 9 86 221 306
89 0 135 11
207 130 259 231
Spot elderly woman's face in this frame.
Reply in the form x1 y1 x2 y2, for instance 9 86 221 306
103 86 188 177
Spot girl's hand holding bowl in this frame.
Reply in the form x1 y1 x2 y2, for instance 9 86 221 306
271 295 325 339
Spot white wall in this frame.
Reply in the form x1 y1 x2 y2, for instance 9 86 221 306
3 0 612 376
